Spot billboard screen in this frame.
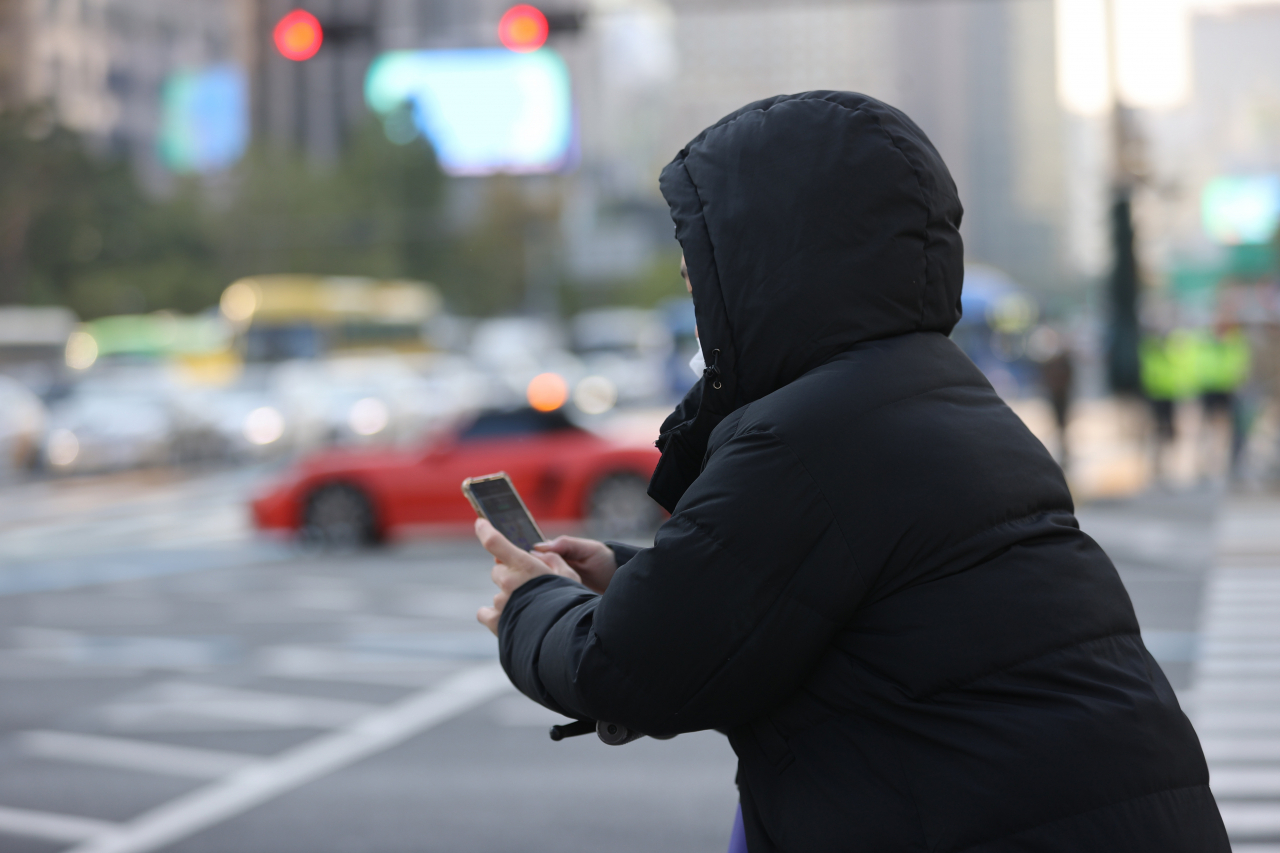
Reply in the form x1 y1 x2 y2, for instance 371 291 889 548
1202 174 1280 245
364 49 574 176
158 65 248 173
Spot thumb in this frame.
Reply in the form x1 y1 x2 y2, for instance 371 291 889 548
476 518 531 567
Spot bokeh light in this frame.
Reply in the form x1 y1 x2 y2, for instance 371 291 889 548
527 373 569 412
65 331 99 370
243 407 286 446
46 429 80 467
498 5 549 53
274 10 324 62
349 398 390 435
574 375 618 415
220 281 260 323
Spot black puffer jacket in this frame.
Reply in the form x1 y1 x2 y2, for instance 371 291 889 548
499 92 1227 852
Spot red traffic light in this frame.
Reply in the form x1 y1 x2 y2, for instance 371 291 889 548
274 10 323 61
498 5 548 53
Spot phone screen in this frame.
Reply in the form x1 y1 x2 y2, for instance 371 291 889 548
467 476 542 551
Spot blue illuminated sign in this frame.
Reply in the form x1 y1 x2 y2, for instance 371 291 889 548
364 49 574 176
158 65 248 173
1203 174 1280 246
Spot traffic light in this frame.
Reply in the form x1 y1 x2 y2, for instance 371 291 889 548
274 9 323 61
498 5 549 53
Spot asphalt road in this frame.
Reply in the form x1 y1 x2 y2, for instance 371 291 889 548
0 466 1257 852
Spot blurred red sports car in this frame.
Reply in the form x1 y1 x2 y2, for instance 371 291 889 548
251 408 663 545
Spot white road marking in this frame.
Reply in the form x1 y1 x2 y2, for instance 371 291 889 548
20 730 260 779
14 628 231 671
1201 640 1280 656
1198 709 1280 731
101 682 378 731
1217 802 1280 837
1211 767 1280 797
0 805 119 843
1199 626 1280 640
1195 685 1280 706
0 651 141 679
1200 660 1280 676
66 663 511 853
256 644 456 688
1202 738 1280 763
1192 558 1280 842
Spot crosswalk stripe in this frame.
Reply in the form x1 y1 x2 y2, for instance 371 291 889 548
1202 738 1280 763
1199 660 1280 676
101 682 378 731
20 730 260 779
1196 684 1280 701
0 805 119 843
1218 802 1280 837
1200 641 1280 655
65 663 512 853
1211 767 1280 797
1196 709 1280 731
1192 542 1280 841
1201 624 1280 632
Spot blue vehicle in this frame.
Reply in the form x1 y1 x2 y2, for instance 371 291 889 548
950 265 1040 399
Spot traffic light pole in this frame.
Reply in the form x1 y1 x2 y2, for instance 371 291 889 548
1107 184 1142 393
1104 0 1143 395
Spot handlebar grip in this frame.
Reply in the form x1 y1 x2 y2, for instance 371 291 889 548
549 719 596 741
548 719 674 745
596 720 646 745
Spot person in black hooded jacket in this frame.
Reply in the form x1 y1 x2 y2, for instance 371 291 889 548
473 92 1228 852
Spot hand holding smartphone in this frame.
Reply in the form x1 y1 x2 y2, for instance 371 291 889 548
462 472 544 551
465 473 654 747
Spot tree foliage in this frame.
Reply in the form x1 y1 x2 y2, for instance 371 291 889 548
0 105 221 315
0 105 568 319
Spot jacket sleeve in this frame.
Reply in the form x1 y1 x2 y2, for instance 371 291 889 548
605 541 643 568
498 428 865 735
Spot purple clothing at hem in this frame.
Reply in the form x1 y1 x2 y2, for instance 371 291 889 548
728 804 748 853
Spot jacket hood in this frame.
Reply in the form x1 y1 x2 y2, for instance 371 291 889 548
649 91 965 511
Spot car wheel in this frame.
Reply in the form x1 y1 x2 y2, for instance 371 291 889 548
586 473 664 540
302 484 379 549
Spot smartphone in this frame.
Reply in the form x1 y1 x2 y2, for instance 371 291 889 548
461 472 545 551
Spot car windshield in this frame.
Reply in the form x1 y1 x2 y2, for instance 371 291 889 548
457 408 578 442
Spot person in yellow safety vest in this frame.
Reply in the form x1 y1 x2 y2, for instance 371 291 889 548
1197 325 1251 474
1140 329 1198 443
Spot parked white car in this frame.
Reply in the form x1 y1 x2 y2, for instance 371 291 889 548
0 376 46 475
571 308 673 407
43 384 174 473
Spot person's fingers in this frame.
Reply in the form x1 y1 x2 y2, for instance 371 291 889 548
475 518 534 568
477 606 500 635
531 549 576 575
530 549 563 569
533 535 575 554
491 560 523 593
530 549 582 583
493 589 510 611
533 535 596 561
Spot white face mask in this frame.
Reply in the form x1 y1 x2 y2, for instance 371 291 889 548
689 347 706 378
